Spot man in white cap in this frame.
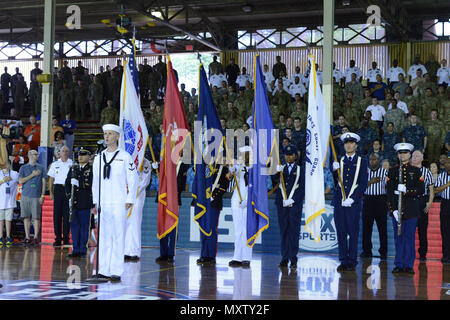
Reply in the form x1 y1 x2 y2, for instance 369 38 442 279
332 132 368 272
386 142 424 275
228 146 252 268
90 124 138 282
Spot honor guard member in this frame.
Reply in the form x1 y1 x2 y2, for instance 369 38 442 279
47 146 73 247
274 144 305 269
196 164 232 266
65 148 93 258
332 133 369 272
411 150 435 261
434 156 450 264
155 156 189 264
91 124 138 282
360 153 388 259
228 146 253 268
387 143 425 274
124 158 154 262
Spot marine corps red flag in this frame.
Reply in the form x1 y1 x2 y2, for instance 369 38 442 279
157 57 190 239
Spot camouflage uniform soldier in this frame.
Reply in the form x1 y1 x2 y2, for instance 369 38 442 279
383 99 406 134
228 86 237 103
419 74 437 95
227 108 242 130
186 103 196 131
59 82 74 117
332 95 343 121
342 98 362 131
359 89 373 115
74 80 88 120
234 90 251 122
424 54 440 83
403 87 420 116
152 105 164 131
211 86 222 108
270 103 281 127
344 73 364 103
334 80 345 105
421 88 440 121
273 83 292 116
100 100 119 126
290 102 307 129
424 110 446 162
88 76 103 121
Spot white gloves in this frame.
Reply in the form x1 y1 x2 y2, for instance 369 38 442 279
229 164 239 174
71 178 79 187
332 162 340 171
397 184 406 193
393 210 399 222
283 199 295 207
239 200 247 209
342 198 354 207
152 162 159 169
277 165 284 172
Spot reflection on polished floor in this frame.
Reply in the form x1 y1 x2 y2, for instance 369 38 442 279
0 246 449 300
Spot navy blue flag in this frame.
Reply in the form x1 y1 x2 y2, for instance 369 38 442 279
128 39 140 96
192 65 223 237
246 55 277 247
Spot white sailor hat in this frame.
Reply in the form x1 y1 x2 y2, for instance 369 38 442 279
394 142 414 153
102 124 122 134
239 146 251 152
340 132 360 143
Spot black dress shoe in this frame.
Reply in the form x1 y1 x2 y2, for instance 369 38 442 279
124 255 132 261
196 257 208 265
229 260 242 267
86 273 110 283
392 267 403 273
290 262 297 269
380 255 387 260
110 275 121 282
404 268 415 274
130 256 140 262
359 252 372 258
155 255 168 263
345 265 356 271
419 256 427 261
337 264 347 272
241 261 251 268
68 252 80 258
166 256 174 263
278 260 288 268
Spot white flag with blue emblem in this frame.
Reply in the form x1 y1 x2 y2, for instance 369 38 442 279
119 61 149 174
304 55 330 242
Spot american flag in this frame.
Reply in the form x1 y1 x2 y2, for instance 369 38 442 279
129 40 140 97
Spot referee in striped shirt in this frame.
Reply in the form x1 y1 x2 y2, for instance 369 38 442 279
434 156 450 264
411 150 435 261
361 153 388 259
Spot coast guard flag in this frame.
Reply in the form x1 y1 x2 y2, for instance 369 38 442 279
157 57 190 239
304 55 330 242
119 41 148 172
192 64 223 237
246 55 276 247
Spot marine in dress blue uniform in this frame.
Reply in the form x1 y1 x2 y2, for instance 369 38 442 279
332 133 368 272
386 143 425 274
65 148 93 258
274 144 305 269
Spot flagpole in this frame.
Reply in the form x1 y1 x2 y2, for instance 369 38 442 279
329 132 346 200
222 137 242 203
148 137 159 178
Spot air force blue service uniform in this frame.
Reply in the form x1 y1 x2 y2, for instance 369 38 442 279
197 165 231 266
65 149 93 257
332 133 368 271
386 143 425 274
275 145 305 268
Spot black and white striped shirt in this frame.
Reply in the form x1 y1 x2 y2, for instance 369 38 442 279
419 167 434 196
435 171 450 200
365 167 387 195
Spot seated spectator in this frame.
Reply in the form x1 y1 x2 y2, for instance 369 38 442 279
368 74 388 101
12 135 30 172
23 114 41 151
51 117 64 144
52 131 66 161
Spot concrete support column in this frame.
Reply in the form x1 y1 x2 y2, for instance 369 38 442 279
38 0 56 167
322 0 335 122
